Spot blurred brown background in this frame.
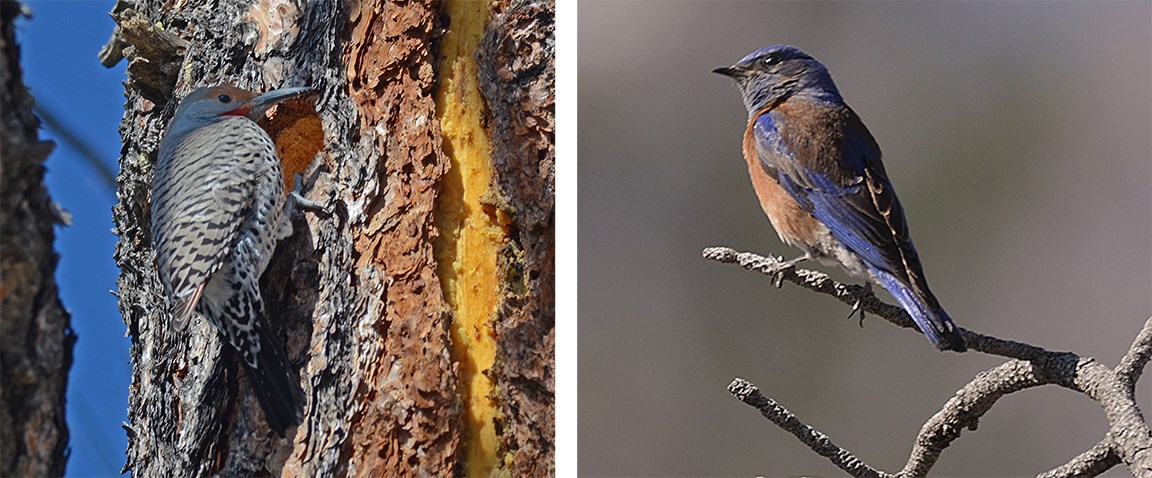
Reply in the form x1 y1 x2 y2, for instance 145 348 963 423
578 2 1151 476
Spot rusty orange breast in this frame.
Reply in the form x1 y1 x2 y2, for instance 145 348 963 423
742 112 823 249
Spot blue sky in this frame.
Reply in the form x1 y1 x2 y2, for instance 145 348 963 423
17 1 129 475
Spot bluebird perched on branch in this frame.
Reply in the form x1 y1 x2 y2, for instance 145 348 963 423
714 45 966 352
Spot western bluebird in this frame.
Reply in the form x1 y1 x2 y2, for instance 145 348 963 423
714 45 966 352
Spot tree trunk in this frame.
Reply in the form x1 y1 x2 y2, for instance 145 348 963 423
103 0 553 475
477 2 556 475
0 2 75 477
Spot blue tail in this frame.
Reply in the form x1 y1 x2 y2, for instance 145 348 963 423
872 269 966 352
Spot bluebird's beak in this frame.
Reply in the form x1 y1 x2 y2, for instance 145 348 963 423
712 66 741 78
239 86 313 119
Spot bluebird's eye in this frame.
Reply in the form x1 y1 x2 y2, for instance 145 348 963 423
761 55 780 67
218 94 232 103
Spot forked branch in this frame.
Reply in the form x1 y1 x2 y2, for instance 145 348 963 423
704 246 1152 477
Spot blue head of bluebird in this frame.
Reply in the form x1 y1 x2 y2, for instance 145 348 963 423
713 45 844 115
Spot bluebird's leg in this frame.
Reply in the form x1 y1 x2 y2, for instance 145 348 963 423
846 282 873 326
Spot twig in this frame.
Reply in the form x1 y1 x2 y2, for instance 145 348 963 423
1040 316 1152 477
701 246 1052 362
728 378 890 478
1068 358 1152 474
1117 317 1152 389
900 360 1046 476
705 246 1152 477
34 104 117 192
1038 441 1121 478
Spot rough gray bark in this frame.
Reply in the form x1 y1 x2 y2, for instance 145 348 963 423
0 2 75 476
103 0 554 475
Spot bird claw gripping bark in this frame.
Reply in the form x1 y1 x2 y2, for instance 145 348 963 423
767 254 807 288
289 172 331 217
767 264 790 289
846 282 872 327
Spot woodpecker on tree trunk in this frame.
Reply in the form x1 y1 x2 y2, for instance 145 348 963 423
150 84 310 435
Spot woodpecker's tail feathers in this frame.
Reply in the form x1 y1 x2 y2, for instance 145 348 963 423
237 322 303 436
209 272 303 435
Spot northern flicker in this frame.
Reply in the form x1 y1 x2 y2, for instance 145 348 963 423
150 84 310 435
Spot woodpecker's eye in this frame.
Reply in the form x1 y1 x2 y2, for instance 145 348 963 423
217 94 232 103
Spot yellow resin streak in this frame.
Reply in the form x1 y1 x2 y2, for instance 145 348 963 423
432 0 505 475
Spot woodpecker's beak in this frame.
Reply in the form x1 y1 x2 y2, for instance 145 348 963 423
237 87 313 119
712 66 742 78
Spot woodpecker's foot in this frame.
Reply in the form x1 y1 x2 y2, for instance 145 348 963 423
290 173 332 216
846 282 873 326
766 254 808 288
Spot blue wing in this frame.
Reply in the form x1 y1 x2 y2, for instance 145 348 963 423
751 101 965 351
752 102 925 294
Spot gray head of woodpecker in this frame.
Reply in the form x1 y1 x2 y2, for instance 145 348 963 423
163 85 313 143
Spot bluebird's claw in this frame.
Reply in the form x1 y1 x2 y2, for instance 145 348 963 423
768 266 788 288
846 282 873 327
767 254 808 288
